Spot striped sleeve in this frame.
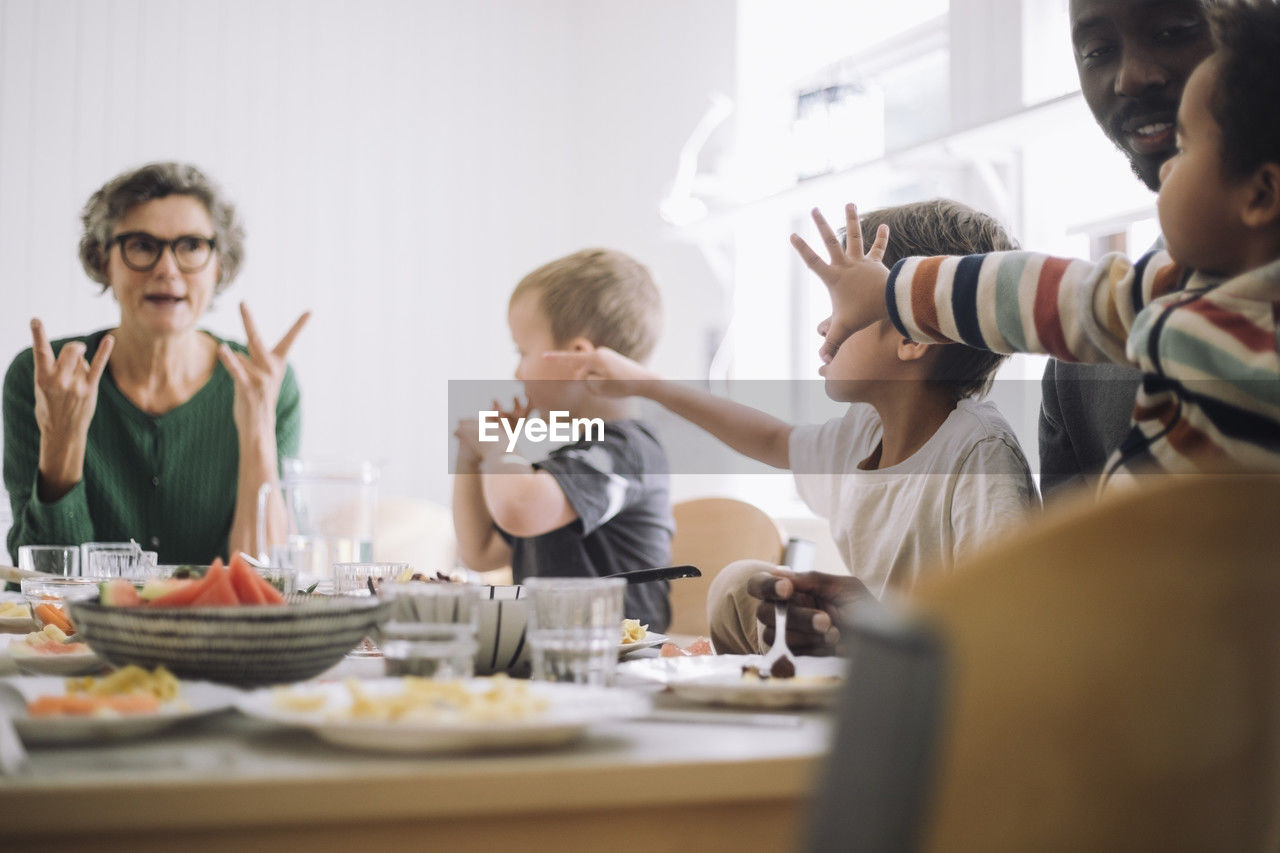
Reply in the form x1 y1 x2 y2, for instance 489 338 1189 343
885 250 1182 365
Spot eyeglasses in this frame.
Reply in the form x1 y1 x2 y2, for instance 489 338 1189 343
111 232 217 273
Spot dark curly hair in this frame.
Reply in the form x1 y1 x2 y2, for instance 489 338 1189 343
79 162 245 292
1207 0 1280 179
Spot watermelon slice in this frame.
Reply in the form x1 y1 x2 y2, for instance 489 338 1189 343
100 579 143 607
189 559 238 607
138 578 192 602
146 579 203 607
227 554 267 605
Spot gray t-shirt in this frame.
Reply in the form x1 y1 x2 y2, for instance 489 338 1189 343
501 420 674 631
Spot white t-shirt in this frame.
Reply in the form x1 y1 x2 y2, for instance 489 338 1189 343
789 399 1038 598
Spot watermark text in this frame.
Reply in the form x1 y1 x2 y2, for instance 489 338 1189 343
478 410 604 452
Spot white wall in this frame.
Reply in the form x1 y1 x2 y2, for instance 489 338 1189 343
0 0 737 509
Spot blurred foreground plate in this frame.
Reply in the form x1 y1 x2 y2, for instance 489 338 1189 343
617 654 846 710
237 677 649 753
4 676 240 745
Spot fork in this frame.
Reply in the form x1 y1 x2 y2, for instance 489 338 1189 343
758 602 797 679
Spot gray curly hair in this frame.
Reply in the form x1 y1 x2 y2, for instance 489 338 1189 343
78 162 245 292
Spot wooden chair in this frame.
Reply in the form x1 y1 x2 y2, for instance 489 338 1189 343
667 497 786 636
806 474 1280 852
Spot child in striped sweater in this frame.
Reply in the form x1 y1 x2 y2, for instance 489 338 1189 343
794 0 1280 488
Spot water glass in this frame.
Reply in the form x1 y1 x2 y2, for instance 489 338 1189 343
526 577 624 686
85 548 159 579
333 562 410 596
334 562 410 656
18 545 80 577
379 583 481 678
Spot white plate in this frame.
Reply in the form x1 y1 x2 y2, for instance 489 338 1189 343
617 654 847 709
237 677 650 753
4 676 242 745
7 639 106 676
0 615 37 633
0 594 35 633
619 632 668 656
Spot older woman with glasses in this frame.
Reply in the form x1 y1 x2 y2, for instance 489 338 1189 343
3 162 308 565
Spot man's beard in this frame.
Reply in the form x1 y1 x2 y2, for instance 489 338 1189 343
1104 97 1180 193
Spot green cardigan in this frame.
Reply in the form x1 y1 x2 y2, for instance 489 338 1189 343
3 329 300 564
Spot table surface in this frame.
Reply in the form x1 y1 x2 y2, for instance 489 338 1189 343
0 636 833 850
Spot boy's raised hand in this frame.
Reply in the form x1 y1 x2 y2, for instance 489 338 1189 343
542 347 658 398
790 204 892 363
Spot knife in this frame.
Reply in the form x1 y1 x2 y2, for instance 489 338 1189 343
602 565 702 585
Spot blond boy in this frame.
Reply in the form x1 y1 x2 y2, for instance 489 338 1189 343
452 249 674 630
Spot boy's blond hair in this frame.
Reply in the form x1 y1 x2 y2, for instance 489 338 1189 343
511 248 662 362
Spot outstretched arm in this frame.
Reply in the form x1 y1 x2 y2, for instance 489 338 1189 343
543 347 794 469
886 248 1180 365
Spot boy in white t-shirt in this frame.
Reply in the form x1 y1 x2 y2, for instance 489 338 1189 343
547 199 1039 654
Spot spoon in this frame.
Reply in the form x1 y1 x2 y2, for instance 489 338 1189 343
0 681 30 776
758 602 797 679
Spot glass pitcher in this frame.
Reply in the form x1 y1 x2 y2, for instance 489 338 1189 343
257 459 380 590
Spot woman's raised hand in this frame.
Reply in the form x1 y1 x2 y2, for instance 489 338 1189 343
30 318 114 445
217 303 310 440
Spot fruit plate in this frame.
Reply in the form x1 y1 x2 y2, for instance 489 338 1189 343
237 677 649 753
3 675 242 745
616 654 847 709
8 639 107 676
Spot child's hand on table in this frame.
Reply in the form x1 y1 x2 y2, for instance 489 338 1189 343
748 568 873 656
542 347 658 397
790 203 892 364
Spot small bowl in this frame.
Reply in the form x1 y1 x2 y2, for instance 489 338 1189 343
67 597 392 687
21 577 102 636
476 585 529 676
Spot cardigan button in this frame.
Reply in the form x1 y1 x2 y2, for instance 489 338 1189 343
151 476 160 487
150 536 159 547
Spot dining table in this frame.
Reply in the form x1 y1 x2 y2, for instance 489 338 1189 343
0 638 834 853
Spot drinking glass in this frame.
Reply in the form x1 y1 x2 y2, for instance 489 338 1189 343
18 545 80 577
379 582 482 678
85 548 159 579
525 577 624 685
334 562 410 656
333 562 410 596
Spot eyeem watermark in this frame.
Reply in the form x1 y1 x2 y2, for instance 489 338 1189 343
478 410 604 452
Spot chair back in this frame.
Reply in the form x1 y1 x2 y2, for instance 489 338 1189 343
668 497 786 635
805 475 1280 852
913 475 1280 851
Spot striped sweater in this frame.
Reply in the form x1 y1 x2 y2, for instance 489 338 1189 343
886 250 1280 486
